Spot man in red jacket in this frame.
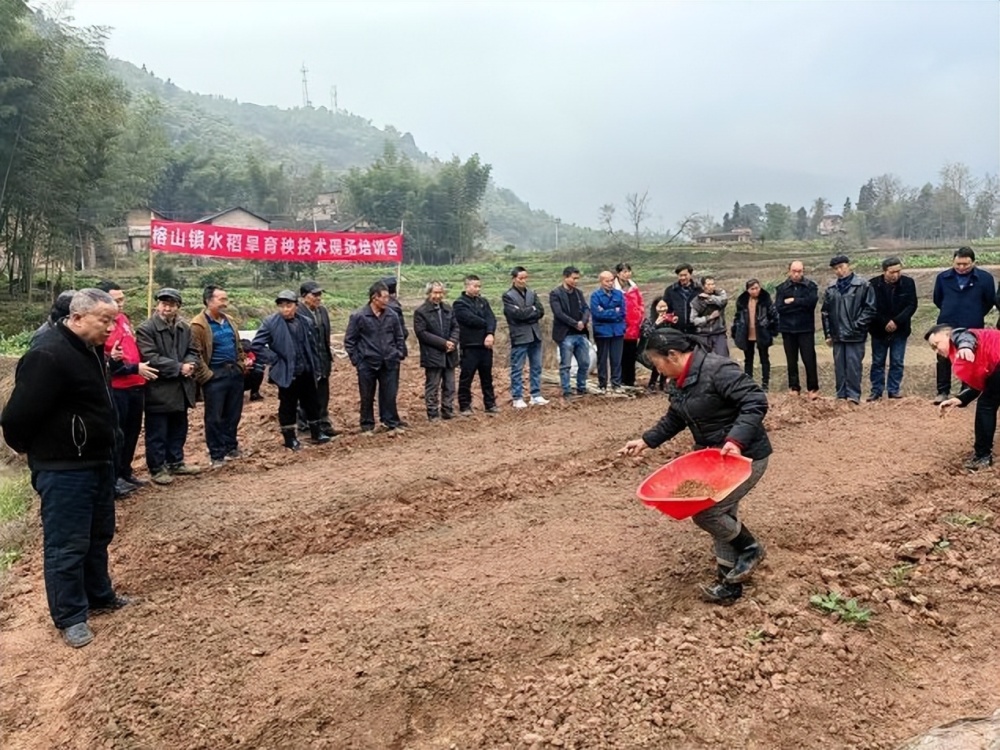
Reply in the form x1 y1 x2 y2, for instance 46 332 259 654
927 324 1000 470
98 282 158 496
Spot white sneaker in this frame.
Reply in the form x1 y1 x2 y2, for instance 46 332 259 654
512 398 528 409
530 396 550 406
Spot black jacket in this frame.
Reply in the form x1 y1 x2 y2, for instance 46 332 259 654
453 292 497 348
387 297 409 358
344 304 406 369
774 278 819 334
502 286 545 346
297 301 333 377
662 281 702 334
821 274 877 343
1 322 117 470
642 348 772 460
413 300 460 369
549 285 590 343
136 315 198 413
868 274 918 339
731 290 778 350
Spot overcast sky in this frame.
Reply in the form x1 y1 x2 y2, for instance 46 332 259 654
63 0 1000 230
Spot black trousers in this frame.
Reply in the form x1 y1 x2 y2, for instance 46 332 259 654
145 411 189 472
622 339 639 387
936 354 954 396
973 368 1000 458
279 372 320 430
202 367 244 461
424 367 456 417
357 362 401 430
298 375 333 430
458 347 496 410
781 331 819 392
244 368 264 395
112 386 144 479
742 341 771 389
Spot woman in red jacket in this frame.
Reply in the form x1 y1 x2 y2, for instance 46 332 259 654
615 262 646 388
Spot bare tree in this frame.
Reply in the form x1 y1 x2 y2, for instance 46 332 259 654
664 212 702 244
624 190 650 249
598 203 616 235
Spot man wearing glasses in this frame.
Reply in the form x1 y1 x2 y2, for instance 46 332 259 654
932 248 996 404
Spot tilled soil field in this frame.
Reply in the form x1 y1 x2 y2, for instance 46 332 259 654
2 358 999 749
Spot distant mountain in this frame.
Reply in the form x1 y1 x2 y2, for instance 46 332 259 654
107 59 602 249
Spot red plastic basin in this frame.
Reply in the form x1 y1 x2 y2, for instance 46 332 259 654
637 448 753 520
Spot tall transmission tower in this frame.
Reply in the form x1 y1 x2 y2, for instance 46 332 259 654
300 63 311 107
330 85 338 113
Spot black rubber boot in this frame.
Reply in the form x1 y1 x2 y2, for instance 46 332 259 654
726 525 766 584
309 423 331 445
282 429 302 452
700 565 743 605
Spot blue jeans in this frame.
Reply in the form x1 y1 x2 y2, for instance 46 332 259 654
510 340 543 399
33 465 117 628
869 336 907 397
558 334 590 394
202 365 244 460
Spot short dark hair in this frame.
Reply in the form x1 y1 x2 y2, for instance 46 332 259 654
674 263 693 275
645 329 698 356
700 275 715 286
954 246 976 262
368 281 389 301
614 262 632 274
203 285 224 306
511 266 527 278
562 266 580 277
464 274 480 283
924 323 953 341
745 278 760 290
96 280 120 293
881 256 902 271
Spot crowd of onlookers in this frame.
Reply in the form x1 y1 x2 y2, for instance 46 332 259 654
4 245 1000 646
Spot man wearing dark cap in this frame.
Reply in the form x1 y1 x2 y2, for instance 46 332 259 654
190 285 247 468
251 291 332 451
136 288 201 484
821 255 876 404
296 280 337 437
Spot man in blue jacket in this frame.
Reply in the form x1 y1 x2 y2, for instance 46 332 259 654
932 247 997 404
590 270 626 393
251 291 333 451
868 257 918 401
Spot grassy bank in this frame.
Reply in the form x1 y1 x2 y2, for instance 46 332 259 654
0 471 34 572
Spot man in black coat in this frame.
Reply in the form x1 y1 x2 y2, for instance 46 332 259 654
296 280 338 437
661 263 701 334
453 274 498 415
868 257 918 401
775 260 820 398
345 281 407 434
136 288 201 484
1 289 131 648
549 266 591 398
413 281 460 420
821 255 877 404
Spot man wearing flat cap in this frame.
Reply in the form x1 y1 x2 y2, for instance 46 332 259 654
821 255 876 404
136 288 202 484
251 291 332 451
296 280 337 438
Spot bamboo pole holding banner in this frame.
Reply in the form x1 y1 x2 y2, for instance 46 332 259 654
396 219 404 289
147 249 155 317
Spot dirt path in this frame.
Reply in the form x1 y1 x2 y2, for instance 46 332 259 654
2 374 998 749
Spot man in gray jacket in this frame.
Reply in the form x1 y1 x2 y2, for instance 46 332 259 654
413 281 460 420
821 255 877 404
296 280 337 438
502 266 548 408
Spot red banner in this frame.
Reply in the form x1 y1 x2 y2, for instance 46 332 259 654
150 221 403 263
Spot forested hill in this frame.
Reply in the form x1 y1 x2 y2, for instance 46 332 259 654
108 59 599 249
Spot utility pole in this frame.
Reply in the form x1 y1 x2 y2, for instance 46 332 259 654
555 218 561 249
301 64 311 107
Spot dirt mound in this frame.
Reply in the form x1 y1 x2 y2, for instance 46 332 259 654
1 362 998 749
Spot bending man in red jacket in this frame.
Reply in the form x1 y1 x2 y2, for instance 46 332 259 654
926 324 1000 470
